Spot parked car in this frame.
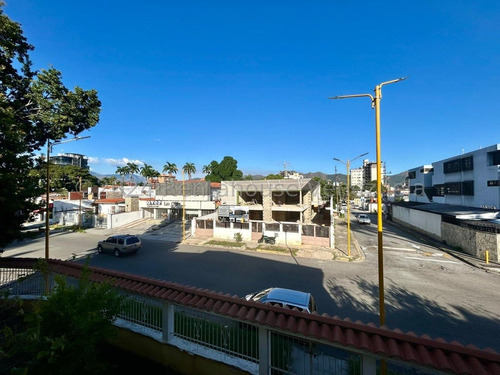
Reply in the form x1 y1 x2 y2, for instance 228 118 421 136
357 214 371 224
97 234 142 257
245 287 317 313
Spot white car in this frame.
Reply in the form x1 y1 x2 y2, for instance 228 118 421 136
357 214 371 224
245 287 317 313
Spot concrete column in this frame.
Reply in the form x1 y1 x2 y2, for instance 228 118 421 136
263 189 273 222
162 301 175 343
258 327 269 375
362 354 377 375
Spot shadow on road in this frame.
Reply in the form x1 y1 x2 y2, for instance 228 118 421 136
324 276 500 352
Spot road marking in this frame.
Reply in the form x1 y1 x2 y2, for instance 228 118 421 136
405 256 458 264
385 246 418 251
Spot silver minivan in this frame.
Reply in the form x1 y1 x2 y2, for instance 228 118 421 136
245 287 317 313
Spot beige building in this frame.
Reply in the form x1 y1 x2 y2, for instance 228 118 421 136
220 179 321 223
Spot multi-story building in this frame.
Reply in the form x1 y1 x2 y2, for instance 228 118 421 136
140 180 216 220
220 179 321 223
408 144 500 209
50 153 89 170
407 165 434 203
350 168 364 188
349 159 386 189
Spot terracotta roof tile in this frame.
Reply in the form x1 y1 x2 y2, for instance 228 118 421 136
1 258 499 375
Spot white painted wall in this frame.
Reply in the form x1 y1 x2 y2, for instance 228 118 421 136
107 210 142 229
393 206 441 237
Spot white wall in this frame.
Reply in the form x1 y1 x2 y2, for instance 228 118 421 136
107 210 142 229
393 206 441 237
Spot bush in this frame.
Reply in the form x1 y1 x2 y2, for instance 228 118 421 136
2 260 123 375
234 232 243 242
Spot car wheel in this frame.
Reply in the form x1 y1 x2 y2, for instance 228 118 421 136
114 249 120 257
97 245 103 253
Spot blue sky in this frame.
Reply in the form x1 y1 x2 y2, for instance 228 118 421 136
6 1 500 178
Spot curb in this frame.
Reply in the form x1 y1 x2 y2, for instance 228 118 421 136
384 219 500 274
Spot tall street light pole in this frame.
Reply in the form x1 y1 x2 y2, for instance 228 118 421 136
45 136 90 260
333 152 368 257
182 170 186 241
329 77 407 327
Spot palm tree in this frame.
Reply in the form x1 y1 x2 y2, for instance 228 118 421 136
202 164 211 175
115 166 129 185
162 162 178 176
183 162 196 180
127 162 140 183
140 164 160 183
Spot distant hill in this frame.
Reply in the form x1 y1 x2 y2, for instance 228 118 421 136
246 170 407 187
387 171 408 187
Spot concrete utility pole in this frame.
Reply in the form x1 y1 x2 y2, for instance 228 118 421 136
45 136 90 260
329 77 407 326
329 77 407 375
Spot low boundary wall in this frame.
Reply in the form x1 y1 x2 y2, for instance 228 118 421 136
1 258 499 375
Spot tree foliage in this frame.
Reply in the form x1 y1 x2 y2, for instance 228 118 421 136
162 161 178 175
2 262 123 374
264 174 283 180
204 156 243 182
182 162 196 180
0 3 101 248
29 163 99 194
139 163 159 182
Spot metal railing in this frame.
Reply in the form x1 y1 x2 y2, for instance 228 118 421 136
0 261 479 375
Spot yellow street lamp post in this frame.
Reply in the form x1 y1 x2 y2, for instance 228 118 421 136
45 136 90 260
329 77 407 327
333 152 368 257
182 170 186 241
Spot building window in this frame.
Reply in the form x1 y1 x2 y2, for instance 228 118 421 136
444 156 474 173
433 184 444 196
444 159 462 174
408 171 416 179
462 181 474 196
409 186 415 193
487 180 499 187
487 150 500 166
444 182 461 195
461 156 473 171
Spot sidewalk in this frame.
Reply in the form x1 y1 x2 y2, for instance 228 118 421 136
384 219 500 274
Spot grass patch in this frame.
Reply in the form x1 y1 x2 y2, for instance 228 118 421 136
257 245 298 256
205 240 246 248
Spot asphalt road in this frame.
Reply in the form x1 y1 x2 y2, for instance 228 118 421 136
4 221 500 352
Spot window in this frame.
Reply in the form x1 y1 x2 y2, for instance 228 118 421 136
408 171 416 179
433 184 444 196
444 182 462 195
487 150 500 166
444 159 461 174
487 180 499 187
461 156 473 171
409 186 415 193
462 181 474 196
444 156 473 173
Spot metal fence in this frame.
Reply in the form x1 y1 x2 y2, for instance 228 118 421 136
174 306 259 363
0 265 452 375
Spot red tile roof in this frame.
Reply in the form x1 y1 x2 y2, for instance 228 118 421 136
2 258 499 375
94 198 125 204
